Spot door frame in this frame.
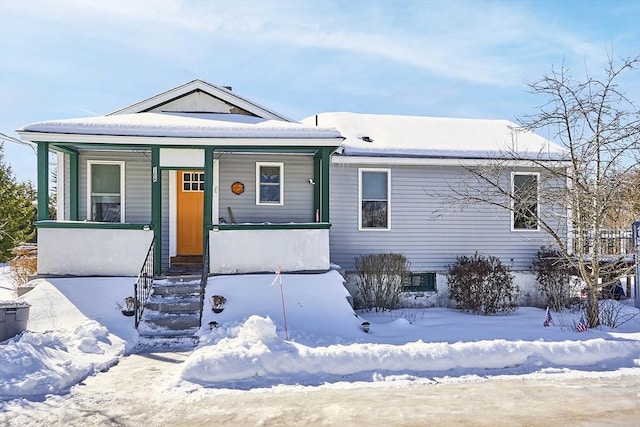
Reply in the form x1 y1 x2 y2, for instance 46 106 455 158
176 169 205 256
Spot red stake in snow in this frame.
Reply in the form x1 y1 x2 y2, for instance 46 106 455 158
271 266 289 340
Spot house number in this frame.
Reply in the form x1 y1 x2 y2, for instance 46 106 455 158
152 166 158 183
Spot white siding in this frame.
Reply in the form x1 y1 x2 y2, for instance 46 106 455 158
217 153 315 224
329 163 560 272
78 150 152 223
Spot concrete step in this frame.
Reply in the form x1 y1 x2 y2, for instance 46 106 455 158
166 263 204 275
151 283 201 297
135 276 204 345
154 275 201 284
140 311 201 331
133 335 199 352
145 296 201 314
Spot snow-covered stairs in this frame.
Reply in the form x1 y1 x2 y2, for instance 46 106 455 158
135 276 203 350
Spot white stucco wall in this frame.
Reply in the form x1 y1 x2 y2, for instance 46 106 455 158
38 228 154 276
209 228 330 274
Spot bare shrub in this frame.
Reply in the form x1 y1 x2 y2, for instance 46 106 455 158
532 247 575 311
9 244 37 287
446 252 518 315
355 253 410 311
387 309 427 324
598 299 639 329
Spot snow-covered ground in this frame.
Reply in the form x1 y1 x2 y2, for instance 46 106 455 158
1 265 639 405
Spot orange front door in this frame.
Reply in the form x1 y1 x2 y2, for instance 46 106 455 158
177 170 204 255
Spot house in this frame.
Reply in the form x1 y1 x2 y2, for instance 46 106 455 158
18 81 568 300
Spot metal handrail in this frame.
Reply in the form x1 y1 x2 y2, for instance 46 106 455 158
198 237 210 326
134 238 155 328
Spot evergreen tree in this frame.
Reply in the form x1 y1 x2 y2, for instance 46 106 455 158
0 143 36 262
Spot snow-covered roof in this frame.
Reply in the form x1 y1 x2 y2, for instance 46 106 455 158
18 112 343 143
302 112 567 161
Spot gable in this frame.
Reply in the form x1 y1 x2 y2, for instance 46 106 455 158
109 80 291 122
145 89 257 116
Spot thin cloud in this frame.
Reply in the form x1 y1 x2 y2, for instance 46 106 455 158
3 0 628 88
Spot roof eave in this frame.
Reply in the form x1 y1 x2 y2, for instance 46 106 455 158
17 130 344 147
331 155 571 167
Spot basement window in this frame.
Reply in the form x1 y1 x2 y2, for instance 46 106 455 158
403 272 437 292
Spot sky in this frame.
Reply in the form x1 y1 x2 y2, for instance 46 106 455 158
1 0 639 185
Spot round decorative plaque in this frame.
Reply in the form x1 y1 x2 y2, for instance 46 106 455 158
231 181 245 195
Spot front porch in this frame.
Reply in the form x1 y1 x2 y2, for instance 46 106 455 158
35 222 331 277
20 81 343 279
33 141 336 278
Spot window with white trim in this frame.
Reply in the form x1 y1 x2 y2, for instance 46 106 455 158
256 162 284 205
359 168 391 230
512 172 539 231
88 161 125 223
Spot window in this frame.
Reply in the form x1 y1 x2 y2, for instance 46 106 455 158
512 172 539 231
88 161 124 222
182 171 205 192
359 168 390 230
256 162 284 205
403 272 437 292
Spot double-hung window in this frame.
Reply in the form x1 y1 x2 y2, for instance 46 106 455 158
256 162 284 205
359 168 391 230
512 172 539 231
88 161 125 223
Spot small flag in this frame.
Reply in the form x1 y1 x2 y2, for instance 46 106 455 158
543 307 552 327
270 266 282 287
576 315 588 332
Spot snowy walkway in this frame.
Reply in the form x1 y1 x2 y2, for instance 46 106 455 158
2 270 640 425
1 350 639 426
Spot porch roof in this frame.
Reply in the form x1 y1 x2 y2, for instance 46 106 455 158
18 112 344 147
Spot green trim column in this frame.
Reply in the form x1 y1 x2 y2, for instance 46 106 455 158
69 151 78 220
313 150 321 222
37 142 49 221
203 147 214 244
151 147 162 275
320 147 331 222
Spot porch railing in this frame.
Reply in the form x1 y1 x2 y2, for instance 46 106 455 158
134 238 155 328
198 236 210 326
573 228 634 257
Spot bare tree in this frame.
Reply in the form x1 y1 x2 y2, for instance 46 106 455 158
445 55 640 327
